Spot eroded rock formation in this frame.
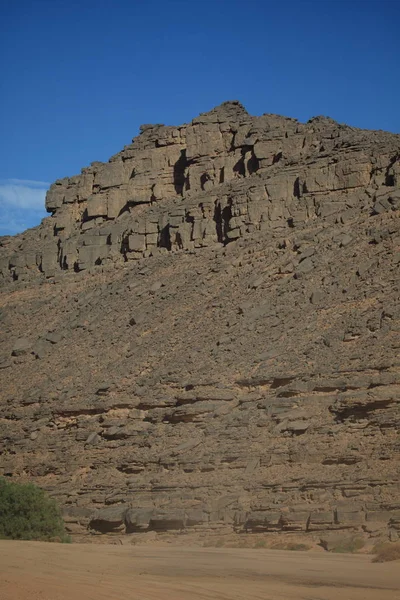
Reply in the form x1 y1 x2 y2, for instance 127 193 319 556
0 102 399 544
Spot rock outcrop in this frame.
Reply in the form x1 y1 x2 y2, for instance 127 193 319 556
0 102 399 545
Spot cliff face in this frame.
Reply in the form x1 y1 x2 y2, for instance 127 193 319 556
0 102 399 544
2 100 399 280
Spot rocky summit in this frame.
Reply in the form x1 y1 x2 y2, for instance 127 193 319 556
0 101 399 544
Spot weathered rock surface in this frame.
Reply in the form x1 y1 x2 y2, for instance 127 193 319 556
0 101 399 544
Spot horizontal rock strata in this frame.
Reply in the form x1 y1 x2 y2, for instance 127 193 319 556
0 101 399 544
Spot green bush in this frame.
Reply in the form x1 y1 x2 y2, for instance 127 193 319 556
0 477 70 542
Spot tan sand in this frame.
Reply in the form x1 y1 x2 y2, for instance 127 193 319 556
1 540 399 600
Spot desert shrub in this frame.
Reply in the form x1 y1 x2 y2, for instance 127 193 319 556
203 537 225 548
271 541 310 551
0 477 70 542
330 536 365 554
372 542 400 563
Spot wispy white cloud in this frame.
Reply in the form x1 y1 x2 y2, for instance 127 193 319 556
5 178 50 188
0 179 49 235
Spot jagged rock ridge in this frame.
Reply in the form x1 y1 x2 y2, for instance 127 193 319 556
0 102 399 545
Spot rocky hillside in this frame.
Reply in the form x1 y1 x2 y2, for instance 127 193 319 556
0 101 399 544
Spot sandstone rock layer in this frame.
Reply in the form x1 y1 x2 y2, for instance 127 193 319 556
0 102 399 543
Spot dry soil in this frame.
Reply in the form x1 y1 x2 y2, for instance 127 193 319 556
1 541 400 600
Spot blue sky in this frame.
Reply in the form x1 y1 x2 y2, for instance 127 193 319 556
0 0 399 235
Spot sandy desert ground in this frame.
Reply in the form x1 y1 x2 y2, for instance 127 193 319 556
1 540 399 600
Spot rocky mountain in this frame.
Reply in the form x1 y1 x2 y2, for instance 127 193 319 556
0 101 399 545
